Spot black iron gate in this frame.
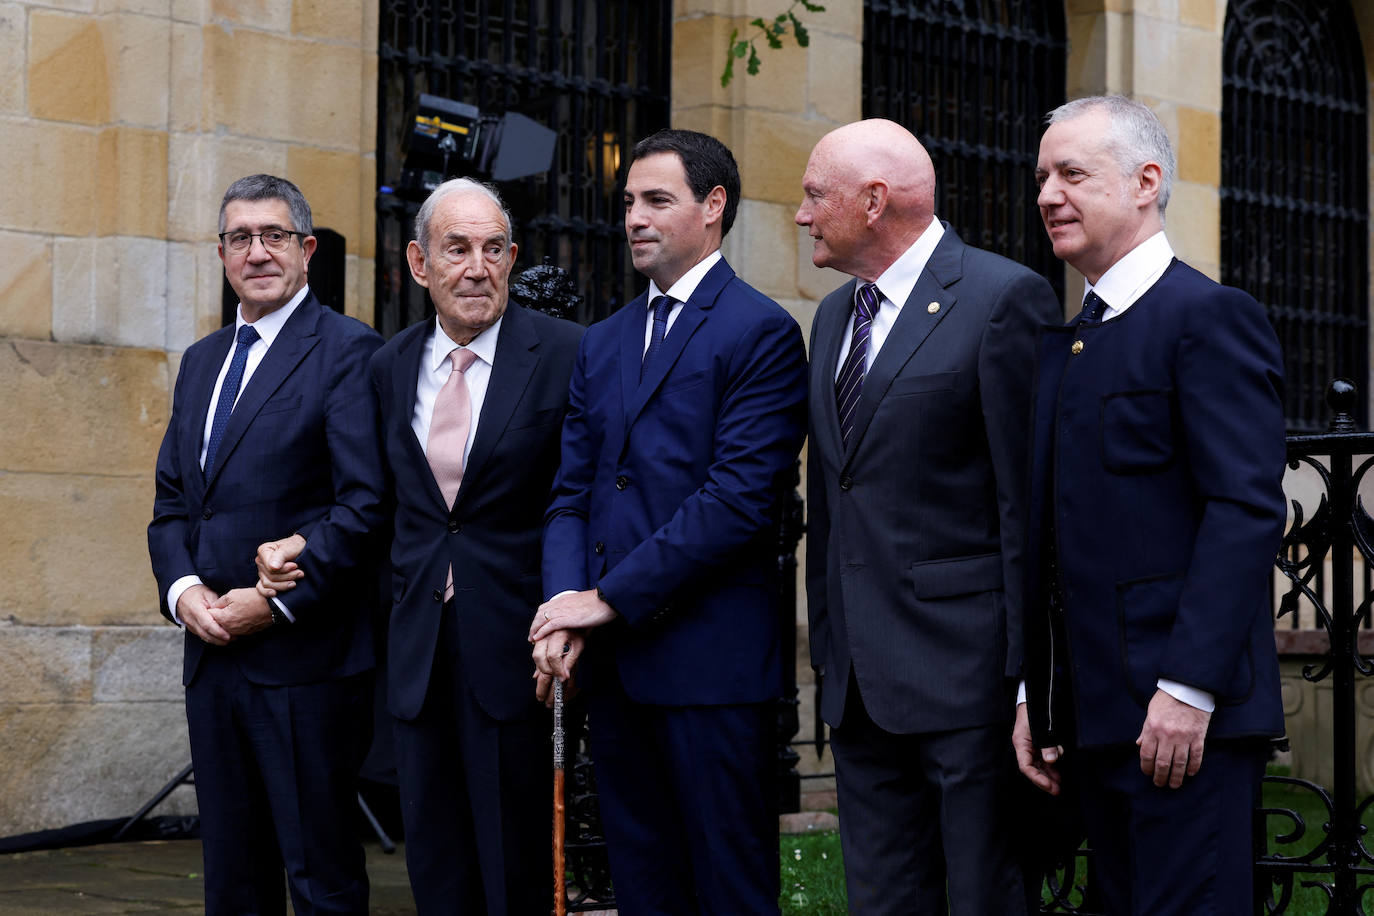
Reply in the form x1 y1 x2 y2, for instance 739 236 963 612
1221 0 1369 432
862 0 1067 301
375 0 672 337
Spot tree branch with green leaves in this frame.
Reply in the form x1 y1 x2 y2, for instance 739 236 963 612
721 1 826 88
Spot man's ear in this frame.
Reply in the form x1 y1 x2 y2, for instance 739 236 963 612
1136 161 1163 211
703 184 727 227
405 239 431 289
300 234 317 270
863 180 891 227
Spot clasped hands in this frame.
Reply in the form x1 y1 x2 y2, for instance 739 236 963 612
528 588 618 708
1012 688 1212 794
177 534 306 646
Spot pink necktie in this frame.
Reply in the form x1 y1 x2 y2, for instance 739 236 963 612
428 347 477 600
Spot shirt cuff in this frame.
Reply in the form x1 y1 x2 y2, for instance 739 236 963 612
1016 679 1027 707
271 595 296 623
550 589 579 601
167 575 203 627
1158 679 1214 713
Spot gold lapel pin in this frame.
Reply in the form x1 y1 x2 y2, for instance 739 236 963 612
927 301 940 314
1071 340 1084 355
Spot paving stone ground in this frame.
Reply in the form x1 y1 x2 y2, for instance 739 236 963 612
0 839 415 915
0 814 833 913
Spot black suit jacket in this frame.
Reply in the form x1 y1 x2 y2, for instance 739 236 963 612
148 292 387 686
806 226 1062 733
372 300 583 722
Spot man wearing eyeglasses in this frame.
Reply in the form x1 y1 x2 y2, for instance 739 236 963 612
148 174 386 915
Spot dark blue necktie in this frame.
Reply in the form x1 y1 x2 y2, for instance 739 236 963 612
204 324 260 476
835 283 879 448
641 294 675 381
1078 290 1108 325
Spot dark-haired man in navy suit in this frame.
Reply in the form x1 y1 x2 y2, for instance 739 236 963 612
1015 95 1287 915
148 174 385 915
529 129 808 913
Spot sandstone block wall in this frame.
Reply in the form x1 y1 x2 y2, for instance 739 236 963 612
0 0 378 836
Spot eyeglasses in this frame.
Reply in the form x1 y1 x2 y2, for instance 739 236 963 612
219 229 306 254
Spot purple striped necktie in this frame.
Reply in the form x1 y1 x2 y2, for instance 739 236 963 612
835 283 879 448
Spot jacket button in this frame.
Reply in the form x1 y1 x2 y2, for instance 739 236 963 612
839 476 853 491
202 507 213 520
615 475 629 490
432 589 443 602
595 541 605 555
448 520 460 533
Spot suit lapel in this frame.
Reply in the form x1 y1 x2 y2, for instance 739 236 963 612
619 291 648 421
204 296 322 491
624 258 732 426
392 322 449 512
184 328 233 483
810 281 856 465
844 228 964 460
454 303 539 511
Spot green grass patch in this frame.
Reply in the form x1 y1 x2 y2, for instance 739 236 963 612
773 771 1353 914
779 830 846 915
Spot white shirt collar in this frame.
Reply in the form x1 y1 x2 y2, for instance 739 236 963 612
1086 231 1175 312
429 312 504 372
871 219 945 309
235 284 309 345
647 249 723 306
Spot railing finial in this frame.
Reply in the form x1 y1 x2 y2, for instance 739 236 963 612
1326 378 1359 433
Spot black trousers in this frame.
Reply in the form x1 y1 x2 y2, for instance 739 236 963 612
585 673 780 915
185 651 372 916
392 598 552 915
1068 741 1266 916
829 676 1031 916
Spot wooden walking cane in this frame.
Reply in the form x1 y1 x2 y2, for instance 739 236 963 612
552 667 567 916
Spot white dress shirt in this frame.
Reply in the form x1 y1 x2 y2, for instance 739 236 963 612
643 249 722 354
1017 231 1213 714
1082 230 1175 321
411 314 502 465
167 286 310 624
832 218 945 378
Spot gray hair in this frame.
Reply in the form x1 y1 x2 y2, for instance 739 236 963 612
1047 95 1176 217
414 178 514 253
219 174 313 235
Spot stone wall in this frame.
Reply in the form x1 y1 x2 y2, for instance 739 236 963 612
0 0 378 836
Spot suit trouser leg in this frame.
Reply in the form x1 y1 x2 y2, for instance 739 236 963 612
586 676 780 916
186 651 371 916
393 599 552 916
1071 742 1266 916
829 680 1028 916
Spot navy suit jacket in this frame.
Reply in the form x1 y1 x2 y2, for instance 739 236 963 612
806 226 1062 734
1023 260 1288 749
372 301 583 722
542 257 808 706
148 292 387 686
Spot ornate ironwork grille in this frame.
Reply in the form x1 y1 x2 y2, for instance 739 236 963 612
861 0 1067 300
1222 0 1369 433
376 0 671 336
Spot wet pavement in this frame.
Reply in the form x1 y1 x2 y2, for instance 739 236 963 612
0 839 416 914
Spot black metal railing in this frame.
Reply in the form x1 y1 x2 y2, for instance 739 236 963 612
1221 0 1369 432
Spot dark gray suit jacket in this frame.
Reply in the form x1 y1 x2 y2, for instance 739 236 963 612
805 225 1061 733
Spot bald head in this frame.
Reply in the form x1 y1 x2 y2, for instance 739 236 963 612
796 119 937 280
